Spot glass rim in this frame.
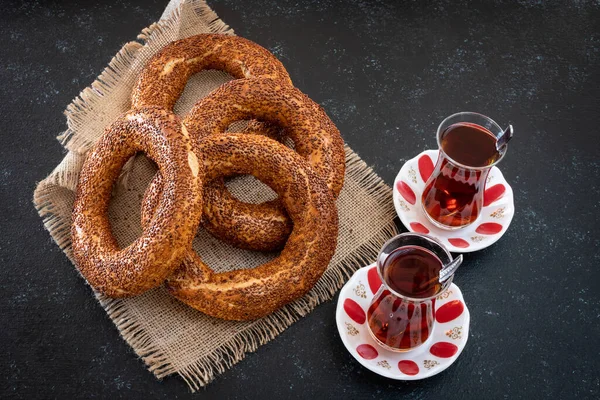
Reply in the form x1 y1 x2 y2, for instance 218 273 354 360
376 232 454 302
436 111 508 171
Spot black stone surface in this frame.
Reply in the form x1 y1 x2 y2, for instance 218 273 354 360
1 0 599 398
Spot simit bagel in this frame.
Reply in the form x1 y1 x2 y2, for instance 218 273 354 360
131 33 291 110
146 134 338 320
141 78 345 252
71 107 203 297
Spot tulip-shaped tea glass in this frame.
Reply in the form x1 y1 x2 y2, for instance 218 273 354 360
421 112 510 229
367 233 459 352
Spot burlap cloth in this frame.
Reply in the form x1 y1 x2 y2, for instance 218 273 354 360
33 0 398 391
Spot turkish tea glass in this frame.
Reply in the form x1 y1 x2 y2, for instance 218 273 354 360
366 233 455 352
421 112 509 230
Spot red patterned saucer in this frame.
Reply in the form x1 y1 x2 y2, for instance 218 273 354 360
335 264 470 380
393 150 515 253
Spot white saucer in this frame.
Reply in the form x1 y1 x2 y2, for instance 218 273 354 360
335 264 470 380
393 149 515 253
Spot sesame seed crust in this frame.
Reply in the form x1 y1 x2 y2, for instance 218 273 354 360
163 134 339 321
72 34 342 320
131 33 292 110
133 34 296 251
141 78 345 251
71 107 203 297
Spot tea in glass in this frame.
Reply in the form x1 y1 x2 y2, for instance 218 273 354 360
422 112 509 229
367 233 455 352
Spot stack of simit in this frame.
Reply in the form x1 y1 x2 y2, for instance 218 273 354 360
70 34 346 321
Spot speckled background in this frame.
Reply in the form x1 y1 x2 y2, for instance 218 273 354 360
1 0 599 398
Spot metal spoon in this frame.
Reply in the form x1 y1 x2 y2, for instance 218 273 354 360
439 254 463 283
496 124 514 151
420 254 464 289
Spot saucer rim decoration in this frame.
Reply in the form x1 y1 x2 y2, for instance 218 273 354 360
393 149 515 253
335 264 470 381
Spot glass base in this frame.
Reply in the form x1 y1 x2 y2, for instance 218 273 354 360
420 202 475 231
367 323 430 353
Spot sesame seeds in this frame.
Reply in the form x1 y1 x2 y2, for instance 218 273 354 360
74 34 343 320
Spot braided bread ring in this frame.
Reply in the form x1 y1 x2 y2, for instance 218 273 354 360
131 34 291 110
71 108 203 297
153 134 338 320
141 78 345 251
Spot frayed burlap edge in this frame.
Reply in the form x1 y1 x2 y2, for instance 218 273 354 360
33 0 399 391
57 0 233 154
34 146 398 391
102 148 397 391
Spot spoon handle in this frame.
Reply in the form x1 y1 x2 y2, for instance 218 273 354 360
496 125 514 150
439 254 463 283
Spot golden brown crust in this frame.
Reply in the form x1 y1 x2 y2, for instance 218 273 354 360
131 33 291 110
141 174 292 252
138 119 292 252
138 127 291 251
163 134 339 320
184 78 346 196
141 78 345 251
134 34 295 251
200 182 292 251
71 107 203 297
73 34 342 318
185 79 345 251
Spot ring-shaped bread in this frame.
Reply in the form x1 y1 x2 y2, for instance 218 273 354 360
133 33 294 250
131 33 291 109
145 134 339 320
71 107 203 297
141 78 345 251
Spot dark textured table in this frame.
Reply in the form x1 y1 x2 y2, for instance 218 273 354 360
2 0 599 398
